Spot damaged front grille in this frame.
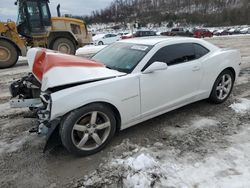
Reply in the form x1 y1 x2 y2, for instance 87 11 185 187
10 73 41 99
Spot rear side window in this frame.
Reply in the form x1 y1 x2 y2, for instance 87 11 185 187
194 43 209 58
142 43 200 71
167 43 196 65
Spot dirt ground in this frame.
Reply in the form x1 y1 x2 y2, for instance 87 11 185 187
0 36 250 188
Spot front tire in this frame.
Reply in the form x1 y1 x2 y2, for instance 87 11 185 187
209 69 235 104
0 40 18 68
60 103 116 156
52 37 76 55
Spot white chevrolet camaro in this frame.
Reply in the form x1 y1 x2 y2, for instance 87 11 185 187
10 37 241 156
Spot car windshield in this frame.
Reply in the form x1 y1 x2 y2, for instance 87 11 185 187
91 42 152 73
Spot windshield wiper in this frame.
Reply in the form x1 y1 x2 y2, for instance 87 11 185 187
105 65 113 70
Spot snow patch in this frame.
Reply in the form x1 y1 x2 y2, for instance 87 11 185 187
191 118 219 129
76 123 250 187
0 133 29 154
159 125 250 188
235 75 250 85
166 116 220 135
113 153 165 188
230 98 250 113
116 153 157 171
0 102 10 112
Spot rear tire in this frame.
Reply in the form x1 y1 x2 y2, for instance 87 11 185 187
98 41 104 45
209 69 235 104
0 40 18 68
60 103 116 156
52 37 76 55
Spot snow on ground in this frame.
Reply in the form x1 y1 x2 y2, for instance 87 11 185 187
76 123 250 188
114 153 165 188
0 102 28 118
190 117 219 129
158 125 250 188
235 75 250 85
229 98 250 113
0 132 30 154
165 116 220 135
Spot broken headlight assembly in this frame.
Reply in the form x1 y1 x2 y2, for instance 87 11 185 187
37 92 52 135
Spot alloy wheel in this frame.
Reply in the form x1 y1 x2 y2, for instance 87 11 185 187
71 111 111 151
216 74 232 100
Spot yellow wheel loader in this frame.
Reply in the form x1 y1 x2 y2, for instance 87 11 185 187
0 0 92 68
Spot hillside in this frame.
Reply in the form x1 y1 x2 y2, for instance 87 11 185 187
80 0 250 26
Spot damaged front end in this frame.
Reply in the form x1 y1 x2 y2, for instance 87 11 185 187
9 47 125 153
9 73 61 150
9 73 42 109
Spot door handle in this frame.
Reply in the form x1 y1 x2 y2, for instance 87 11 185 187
192 66 200 71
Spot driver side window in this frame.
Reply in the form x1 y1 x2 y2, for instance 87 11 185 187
105 34 111 38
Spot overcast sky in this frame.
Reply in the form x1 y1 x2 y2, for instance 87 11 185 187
0 0 113 21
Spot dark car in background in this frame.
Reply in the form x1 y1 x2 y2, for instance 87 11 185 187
193 28 213 38
134 30 157 37
121 30 156 39
161 28 193 37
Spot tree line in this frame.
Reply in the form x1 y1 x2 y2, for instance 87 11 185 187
71 0 250 26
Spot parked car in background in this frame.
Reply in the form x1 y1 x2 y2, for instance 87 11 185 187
193 28 213 38
10 37 241 156
239 27 250 34
228 28 236 35
121 30 156 39
134 30 157 37
93 33 121 45
117 32 129 36
76 45 106 58
161 28 193 37
213 29 229 36
234 27 242 34
121 32 134 39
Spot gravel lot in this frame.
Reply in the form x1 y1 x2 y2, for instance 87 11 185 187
0 36 250 188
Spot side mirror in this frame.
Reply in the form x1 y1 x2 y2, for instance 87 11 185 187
143 61 168 74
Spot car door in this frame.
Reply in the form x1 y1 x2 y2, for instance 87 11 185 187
140 43 203 117
110 34 119 43
103 34 111 44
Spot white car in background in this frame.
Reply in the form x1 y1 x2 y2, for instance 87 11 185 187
10 37 241 156
76 45 106 58
93 33 121 45
239 27 250 34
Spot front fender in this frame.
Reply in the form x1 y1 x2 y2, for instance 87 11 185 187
50 75 141 127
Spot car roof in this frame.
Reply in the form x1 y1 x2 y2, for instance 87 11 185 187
118 36 204 46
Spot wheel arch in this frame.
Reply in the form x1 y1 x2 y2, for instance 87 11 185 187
209 66 236 99
212 67 236 86
47 31 78 49
223 67 236 81
0 36 21 56
95 101 121 133
62 101 122 133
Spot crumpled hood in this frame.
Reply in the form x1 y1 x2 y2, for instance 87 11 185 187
27 48 126 91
